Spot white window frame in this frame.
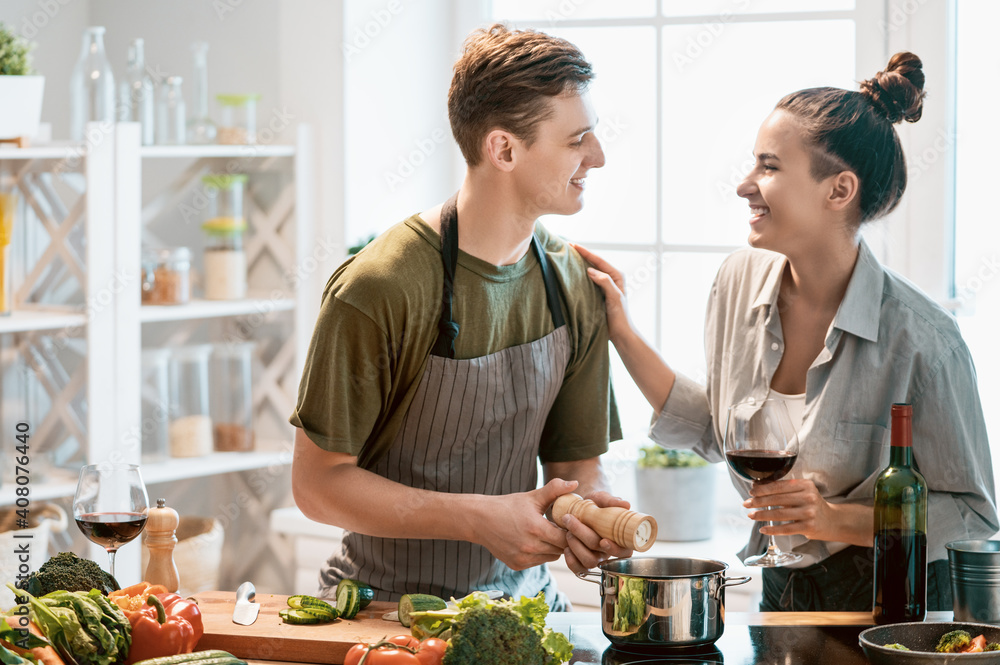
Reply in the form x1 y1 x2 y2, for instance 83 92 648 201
462 1 961 345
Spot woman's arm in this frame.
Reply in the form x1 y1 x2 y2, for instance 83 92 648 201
572 243 675 413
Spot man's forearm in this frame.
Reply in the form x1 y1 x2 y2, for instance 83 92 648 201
544 457 614 499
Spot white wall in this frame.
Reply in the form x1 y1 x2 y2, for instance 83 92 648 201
342 0 474 245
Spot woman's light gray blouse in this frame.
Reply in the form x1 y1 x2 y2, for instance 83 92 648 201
651 239 998 565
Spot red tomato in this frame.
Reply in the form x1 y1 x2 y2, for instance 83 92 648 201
415 638 448 665
343 642 420 665
388 635 422 650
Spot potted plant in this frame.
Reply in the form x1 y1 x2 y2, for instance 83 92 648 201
0 23 44 143
635 444 716 541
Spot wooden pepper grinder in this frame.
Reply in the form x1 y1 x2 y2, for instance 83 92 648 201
551 493 657 552
143 498 180 592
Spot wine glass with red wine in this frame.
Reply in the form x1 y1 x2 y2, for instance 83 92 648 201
73 464 149 579
724 398 802 567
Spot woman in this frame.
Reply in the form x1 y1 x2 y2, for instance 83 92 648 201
576 52 998 611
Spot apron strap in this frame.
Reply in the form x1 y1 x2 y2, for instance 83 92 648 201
430 192 566 358
431 194 461 358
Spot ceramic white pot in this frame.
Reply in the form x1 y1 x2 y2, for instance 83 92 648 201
0 75 45 140
635 465 716 541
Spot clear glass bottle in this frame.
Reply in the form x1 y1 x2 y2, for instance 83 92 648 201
216 94 259 144
201 174 247 300
168 344 213 458
70 26 116 141
210 342 255 452
186 42 217 144
119 38 155 145
140 348 171 464
156 76 186 145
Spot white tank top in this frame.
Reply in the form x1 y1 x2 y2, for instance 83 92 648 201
768 387 806 431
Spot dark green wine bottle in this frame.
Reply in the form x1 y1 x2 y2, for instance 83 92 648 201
873 403 928 624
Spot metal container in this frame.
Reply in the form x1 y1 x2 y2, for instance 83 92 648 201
947 540 1000 623
580 557 750 648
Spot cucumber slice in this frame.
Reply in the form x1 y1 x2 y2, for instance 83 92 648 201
279 608 325 625
349 579 375 609
336 580 360 620
287 595 338 618
398 593 447 628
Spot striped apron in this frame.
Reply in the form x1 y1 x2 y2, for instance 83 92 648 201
319 194 572 610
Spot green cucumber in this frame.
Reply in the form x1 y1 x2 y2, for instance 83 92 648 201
287 595 338 619
335 580 360 620
279 608 333 625
131 652 245 665
398 593 448 628
349 579 375 609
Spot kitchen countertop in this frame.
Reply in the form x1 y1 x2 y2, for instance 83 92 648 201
241 610 951 665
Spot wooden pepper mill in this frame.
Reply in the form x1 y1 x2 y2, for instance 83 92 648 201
552 493 657 552
143 498 180 592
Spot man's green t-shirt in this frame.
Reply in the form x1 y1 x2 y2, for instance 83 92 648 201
289 214 622 469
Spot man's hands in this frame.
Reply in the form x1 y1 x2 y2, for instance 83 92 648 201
560 490 634 575
476 479 579 570
744 478 874 547
475 479 634 575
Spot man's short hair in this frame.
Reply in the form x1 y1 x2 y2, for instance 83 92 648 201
448 24 594 166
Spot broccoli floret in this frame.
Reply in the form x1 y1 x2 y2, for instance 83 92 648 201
936 630 972 653
443 604 547 665
16 552 119 596
883 643 910 651
986 643 1000 652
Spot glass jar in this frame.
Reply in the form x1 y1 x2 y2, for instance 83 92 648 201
168 344 213 458
186 42 217 144
140 348 171 464
215 94 259 144
210 342 255 452
201 175 247 300
156 76 186 145
120 38 155 145
141 247 191 305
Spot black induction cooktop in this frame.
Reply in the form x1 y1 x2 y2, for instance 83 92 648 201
563 623 870 665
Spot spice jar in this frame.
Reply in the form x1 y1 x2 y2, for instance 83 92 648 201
210 342 255 452
215 94 259 144
201 175 247 300
140 348 171 464
168 344 213 458
141 247 191 305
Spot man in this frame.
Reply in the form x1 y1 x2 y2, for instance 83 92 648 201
290 24 625 610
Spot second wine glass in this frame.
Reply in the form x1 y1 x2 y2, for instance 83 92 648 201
73 464 149 579
724 398 802 567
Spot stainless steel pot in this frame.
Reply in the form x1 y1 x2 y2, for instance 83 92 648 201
579 556 751 648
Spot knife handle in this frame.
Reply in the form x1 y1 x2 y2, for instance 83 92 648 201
144 498 180 592
551 493 657 552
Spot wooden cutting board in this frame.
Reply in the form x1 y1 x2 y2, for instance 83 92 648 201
192 591 402 664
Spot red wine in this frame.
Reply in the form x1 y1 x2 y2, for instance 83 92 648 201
872 404 927 624
873 529 927 623
725 450 797 482
75 512 147 550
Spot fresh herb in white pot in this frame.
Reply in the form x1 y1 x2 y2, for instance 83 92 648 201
0 23 44 143
635 444 716 541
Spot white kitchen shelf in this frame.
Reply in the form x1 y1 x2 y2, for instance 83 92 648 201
140 145 295 159
0 309 87 334
0 448 292 506
140 296 295 323
0 143 86 160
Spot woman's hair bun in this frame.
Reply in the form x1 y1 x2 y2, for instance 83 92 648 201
859 51 926 124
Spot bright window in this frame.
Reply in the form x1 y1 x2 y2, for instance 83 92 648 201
492 3 868 440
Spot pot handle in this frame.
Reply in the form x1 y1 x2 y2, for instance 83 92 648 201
713 575 752 599
575 570 602 586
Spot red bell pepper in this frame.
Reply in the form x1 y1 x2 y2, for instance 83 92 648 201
154 592 204 647
125 595 196 665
